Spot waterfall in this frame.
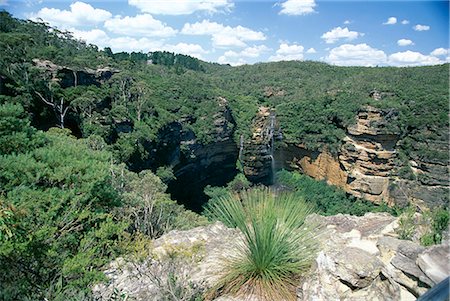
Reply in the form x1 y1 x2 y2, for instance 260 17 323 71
239 134 244 160
269 112 276 183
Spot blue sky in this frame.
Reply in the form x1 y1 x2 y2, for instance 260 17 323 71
2 0 449 66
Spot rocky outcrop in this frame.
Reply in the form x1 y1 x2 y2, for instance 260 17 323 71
389 127 449 208
93 213 449 301
299 213 448 300
93 222 242 301
294 148 348 188
288 105 448 208
32 59 119 88
339 106 399 203
290 106 399 204
241 107 281 184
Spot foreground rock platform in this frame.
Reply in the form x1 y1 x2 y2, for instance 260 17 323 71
93 213 449 301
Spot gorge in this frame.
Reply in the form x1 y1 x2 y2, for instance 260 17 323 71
0 12 448 300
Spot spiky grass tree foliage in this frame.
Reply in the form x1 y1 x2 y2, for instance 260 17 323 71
204 187 320 301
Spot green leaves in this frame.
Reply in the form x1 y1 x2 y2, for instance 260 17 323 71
0 129 123 299
275 170 397 216
205 187 319 300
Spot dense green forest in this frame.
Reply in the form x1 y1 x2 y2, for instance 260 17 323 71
0 11 449 299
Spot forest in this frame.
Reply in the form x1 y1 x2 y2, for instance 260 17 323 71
0 12 449 300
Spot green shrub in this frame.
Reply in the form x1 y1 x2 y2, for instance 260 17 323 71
397 206 416 240
204 188 319 300
275 170 398 216
420 208 449 246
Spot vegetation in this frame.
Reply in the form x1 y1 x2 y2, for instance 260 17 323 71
275 170 397 216
0 103 206 299
1 11 448 168
396 206 449 246
204 188 319 300
0 10 448 299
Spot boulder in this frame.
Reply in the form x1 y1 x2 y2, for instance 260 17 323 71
417 244 450 284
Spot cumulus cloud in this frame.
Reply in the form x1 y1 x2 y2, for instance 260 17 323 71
388 51 444 66
321 27 362 44
269 43 304 62
159 43 208 59
70 28 207 58
31 1 111 29
104 14 177 37
324 43 387 66
401 20 409 25
181 20 265 48
109 37 166 53
382 17 397 25
430 48 449 57
397 39 414 46
306 47 316 53
71 28 110 48
128 0 233 15
343 20 351 24
218 45 270 65
414 24 430 31
279 0 316 16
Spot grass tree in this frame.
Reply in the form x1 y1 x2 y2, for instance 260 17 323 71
204 187 321 301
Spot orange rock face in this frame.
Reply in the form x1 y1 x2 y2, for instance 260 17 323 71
296 151 347 188
293 106 399 205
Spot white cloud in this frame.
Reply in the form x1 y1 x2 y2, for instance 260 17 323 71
388 51 444 66
109 36 164 53
218 45 269 65
73 30 207 58
325 43 387 66
71 28 110 48
269 43 304 62
397 39 414 46
401 20 409 25
430 48 449 57
414 24 430 31
181 20 265 48
343 20 351 24
240 45 270 57
128 0 233 15
279 0 316 16
32 1 111 29
321 27 362 44
306 47 316 53
383 17 397 25
162 43 208 59
104 14 177 38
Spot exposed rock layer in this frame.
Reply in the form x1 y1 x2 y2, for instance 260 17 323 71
93 213 449 301
32 59 119 87
241 107 281 184
287 106 448 208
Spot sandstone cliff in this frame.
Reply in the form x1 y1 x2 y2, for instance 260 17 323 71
93 213 449 301
241 107 281 184
289 106 448 209
32 59 119 88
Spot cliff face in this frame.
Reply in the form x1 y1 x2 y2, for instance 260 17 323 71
339 106 399 203
32 59 119 87
130 97 239 212
276 106 447 209
241 107 281 185
389 127 449 209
